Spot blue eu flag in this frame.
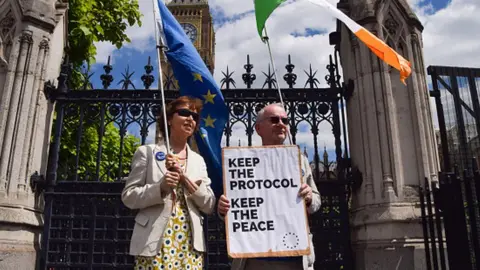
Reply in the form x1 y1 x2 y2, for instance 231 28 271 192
157 0 228 197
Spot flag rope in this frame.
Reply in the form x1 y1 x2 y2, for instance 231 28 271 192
152 0 171 153
263 27 293 145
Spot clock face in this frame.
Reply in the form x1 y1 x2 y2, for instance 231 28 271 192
180 23 198 43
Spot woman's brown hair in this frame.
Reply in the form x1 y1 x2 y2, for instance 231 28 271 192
155 96 203 143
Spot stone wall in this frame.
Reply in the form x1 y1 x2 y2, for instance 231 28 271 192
0 0 67 269
337 0 439 269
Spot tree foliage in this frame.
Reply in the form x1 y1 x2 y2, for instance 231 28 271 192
68 0 142 68
56 0 143 182
59 116 140 182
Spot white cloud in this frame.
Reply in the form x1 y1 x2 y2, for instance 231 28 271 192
212 0 338 88
123 0 157 52
95 42 118 64
94 0 157 64
209 0 255 18
418 0 480 68
413 0 480 130
95 0 480 84
95 0 480 160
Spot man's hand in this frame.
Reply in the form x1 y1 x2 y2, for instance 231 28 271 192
218 195 230 216
298 183 313 206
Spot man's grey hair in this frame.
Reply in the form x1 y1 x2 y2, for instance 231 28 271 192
256 103 285 124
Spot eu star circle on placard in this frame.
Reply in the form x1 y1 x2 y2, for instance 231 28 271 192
282 232 300 249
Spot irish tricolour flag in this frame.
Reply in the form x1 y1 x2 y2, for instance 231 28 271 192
254 0 412 84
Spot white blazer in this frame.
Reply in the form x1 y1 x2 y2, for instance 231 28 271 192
121 143 216 257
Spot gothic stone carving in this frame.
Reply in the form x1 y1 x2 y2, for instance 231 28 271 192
39 39 49 50
384 15 399 36
0 9 16 65
0 10 16 40
19 31 34 44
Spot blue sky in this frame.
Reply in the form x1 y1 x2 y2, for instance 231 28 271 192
429 0 451 12
90 0 455 88
87 0 479 163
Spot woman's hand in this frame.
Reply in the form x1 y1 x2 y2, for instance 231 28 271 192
161 170 181 192
164 153 198 195
165 154 178 171
166 154 185 176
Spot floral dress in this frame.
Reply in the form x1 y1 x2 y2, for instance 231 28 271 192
134 182 204 270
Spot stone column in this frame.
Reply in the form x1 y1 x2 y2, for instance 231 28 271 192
0 0 67 269
337 0 439 269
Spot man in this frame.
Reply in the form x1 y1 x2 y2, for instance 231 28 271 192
217 103 321 270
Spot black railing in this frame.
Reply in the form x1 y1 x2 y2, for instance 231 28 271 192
429 66 480 173
39 51 355 269
423 65 480 270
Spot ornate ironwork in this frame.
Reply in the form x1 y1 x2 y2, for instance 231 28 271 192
81 66 94 90
30 171 46 193
57 55 71 94
242 55 255 88
304 64 320 88
40 51 355 270
220 66 235 89
100 56 114 89
118 66 136 90
43 80 56 101
141 56 155 89
343 79 355 101
262 65 277 89
283 54 297 88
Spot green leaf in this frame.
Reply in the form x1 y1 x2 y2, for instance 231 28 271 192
58 0 142 181
95 25 104 35
78 25 91 36
67 0 141 71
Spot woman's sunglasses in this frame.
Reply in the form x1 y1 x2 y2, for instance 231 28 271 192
175 109 199 122
269 116 289 125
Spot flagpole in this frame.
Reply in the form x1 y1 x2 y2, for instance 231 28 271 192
263 28 293 145
152 0 171 153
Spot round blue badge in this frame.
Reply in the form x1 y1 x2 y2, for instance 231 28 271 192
302 169 305 177
156 151 166 161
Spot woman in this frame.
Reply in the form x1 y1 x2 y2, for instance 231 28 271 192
121 96 216 270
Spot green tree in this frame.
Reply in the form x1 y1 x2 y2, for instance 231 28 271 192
68 0 142 66
59 114 141 182
56 0 143 182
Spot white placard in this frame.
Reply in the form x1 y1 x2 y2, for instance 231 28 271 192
222 145 310 258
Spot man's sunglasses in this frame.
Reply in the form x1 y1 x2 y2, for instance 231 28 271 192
175 109 199 122
269 116 289 125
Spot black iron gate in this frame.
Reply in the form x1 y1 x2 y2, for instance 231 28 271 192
37 47 355 269
421 66 480 270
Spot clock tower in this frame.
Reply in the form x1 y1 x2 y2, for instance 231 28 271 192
161 0 215 89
